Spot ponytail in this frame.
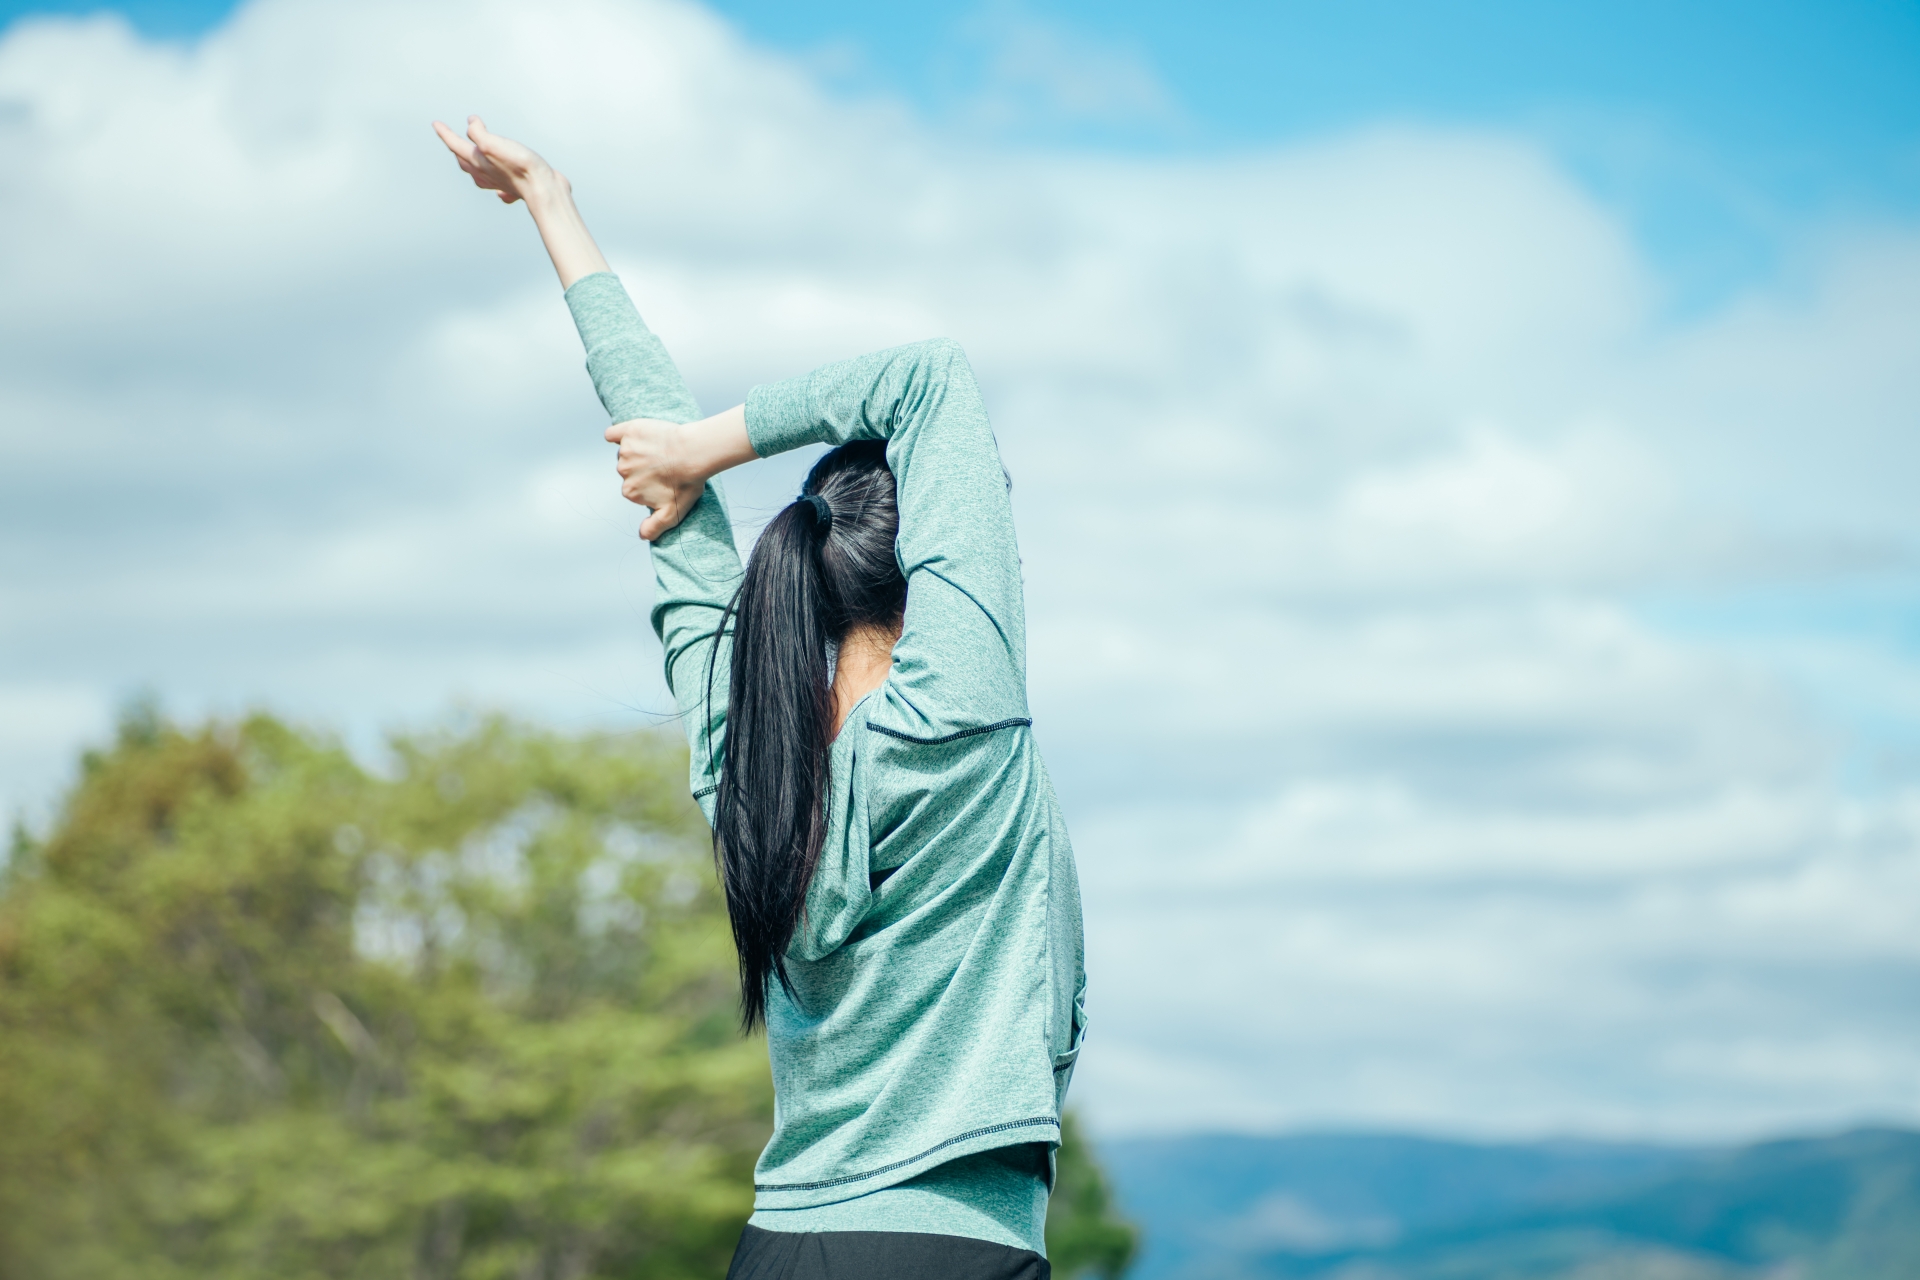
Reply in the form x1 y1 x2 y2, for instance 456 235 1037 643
710 441 905 1029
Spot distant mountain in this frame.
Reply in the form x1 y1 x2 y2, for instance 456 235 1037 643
1101 1127 1920 1280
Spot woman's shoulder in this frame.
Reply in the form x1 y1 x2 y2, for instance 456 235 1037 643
855 698 1037 856
859 680 1032 753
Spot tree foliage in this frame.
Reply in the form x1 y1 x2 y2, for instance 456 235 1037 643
0 709 1137 1278
1048 1111 1141 1279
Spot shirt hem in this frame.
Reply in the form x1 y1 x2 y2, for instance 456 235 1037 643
751 1116 1060 1209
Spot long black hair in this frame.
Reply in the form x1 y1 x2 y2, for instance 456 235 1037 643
709 440 906 1029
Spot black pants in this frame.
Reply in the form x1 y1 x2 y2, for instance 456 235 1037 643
725 1225 1051 1280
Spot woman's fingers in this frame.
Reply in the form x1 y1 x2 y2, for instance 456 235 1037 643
434 121 492 185
433 118 512 196
433 121 491 186
639 496 691 542
635 485 671 539
468 116 517 168
621 473 700 539
432 119 473 161
605 421 702 536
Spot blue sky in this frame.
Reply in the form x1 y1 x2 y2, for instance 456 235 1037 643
11 0 1912 784
3 0 1918 1139
7 0 1919 308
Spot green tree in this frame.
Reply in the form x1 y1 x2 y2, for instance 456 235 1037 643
0 711 764 1279
1047 1111 1141 1278
0 709 1137 1278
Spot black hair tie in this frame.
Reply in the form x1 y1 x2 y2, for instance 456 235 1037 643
802 493 833 533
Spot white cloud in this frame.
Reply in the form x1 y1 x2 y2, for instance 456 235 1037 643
3 0 1918 1141
957 5 1180 133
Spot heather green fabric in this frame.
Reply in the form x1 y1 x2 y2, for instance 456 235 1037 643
562 273 1087 1253
749 1145 1049 1251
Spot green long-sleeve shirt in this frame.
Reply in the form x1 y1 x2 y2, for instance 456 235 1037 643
563 274 1086 1252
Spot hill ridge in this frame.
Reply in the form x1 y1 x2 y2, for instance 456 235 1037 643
1101 1125 1920 1280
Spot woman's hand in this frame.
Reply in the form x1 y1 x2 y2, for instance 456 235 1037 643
432 114 558 205
609 418 707 541
431 114 611 288
608 407 758 541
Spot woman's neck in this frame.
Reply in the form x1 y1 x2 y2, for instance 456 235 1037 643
833 621 901 737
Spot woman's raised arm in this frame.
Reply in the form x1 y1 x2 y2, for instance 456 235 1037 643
432 115 755 536
432 114 611 289
746 340 1031 738
434 113 752 805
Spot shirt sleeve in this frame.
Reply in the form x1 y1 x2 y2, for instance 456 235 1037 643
743 339 1028 738
564 272 739 810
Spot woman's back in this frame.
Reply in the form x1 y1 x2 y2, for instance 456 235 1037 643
758 693 1084 1206
436 115 1085 1275
564 273 1085 1255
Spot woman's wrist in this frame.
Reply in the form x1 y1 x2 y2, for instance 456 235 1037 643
687 406 758 482
521 167 572 214
521 172 611 289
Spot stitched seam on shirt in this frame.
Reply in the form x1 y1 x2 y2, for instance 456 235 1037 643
862 717 1032 746
752 1116 1059 1192
919 564 1019 657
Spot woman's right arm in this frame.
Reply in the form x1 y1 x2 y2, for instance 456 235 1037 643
744 340 1030 739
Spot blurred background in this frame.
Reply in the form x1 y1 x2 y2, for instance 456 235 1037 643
3 1 1918 1277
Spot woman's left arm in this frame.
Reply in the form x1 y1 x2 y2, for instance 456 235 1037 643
433 114 610 288
435 115 756 529
435 115 756 806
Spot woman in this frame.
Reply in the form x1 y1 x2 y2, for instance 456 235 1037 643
437 115 1086 1280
